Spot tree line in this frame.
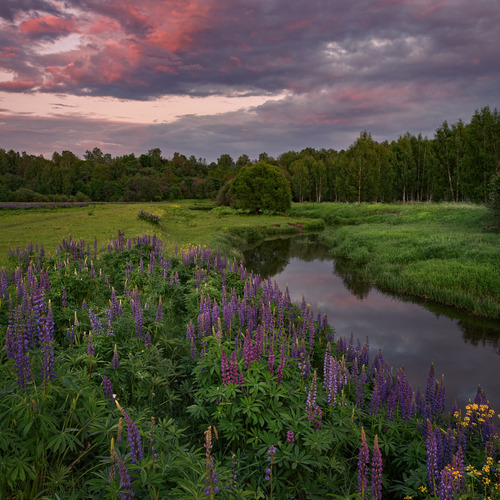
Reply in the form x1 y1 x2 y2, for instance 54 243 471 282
1 106 499 204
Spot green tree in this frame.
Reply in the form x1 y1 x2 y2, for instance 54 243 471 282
230 162 292 213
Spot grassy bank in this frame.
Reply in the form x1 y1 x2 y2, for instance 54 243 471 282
290 202 500 318
0 200 323 267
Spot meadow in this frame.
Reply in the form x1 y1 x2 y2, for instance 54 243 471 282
0 201 323 268
0 202 499 499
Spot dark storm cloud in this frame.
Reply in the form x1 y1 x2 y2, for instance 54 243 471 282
1 0 498 99
0 0 60 22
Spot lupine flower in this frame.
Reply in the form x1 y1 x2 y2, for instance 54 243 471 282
306 371 318 421
112 344 120 370
61 286 67 307
66 325 75 344
230 453 238 489
358 427 370 499
102 375 114 401
204 426 220 496
370 435 383 499
266 445 276 499
116 401 144 464
426 419 439 494
113 450 134 499
220 349 230 386
286 430 295 443
40 303 55 384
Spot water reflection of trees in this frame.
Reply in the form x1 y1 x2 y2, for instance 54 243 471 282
243 234 332 278
243 235 500 354
333 259 373 300
242 238 291 278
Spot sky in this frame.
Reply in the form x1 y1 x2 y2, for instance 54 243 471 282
0 0 499 163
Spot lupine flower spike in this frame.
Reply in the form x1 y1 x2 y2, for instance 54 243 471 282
265 445 277 500
358 427 370 499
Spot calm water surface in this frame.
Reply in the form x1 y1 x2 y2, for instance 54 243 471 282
243 235 500 412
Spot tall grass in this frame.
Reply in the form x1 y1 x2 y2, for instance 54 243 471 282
290 202 500 318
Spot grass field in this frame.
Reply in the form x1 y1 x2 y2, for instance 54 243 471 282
290 202 500 318
0 200 323 267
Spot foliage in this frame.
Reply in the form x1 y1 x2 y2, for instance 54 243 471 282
230 162 292 214
1 106 499 204
0 230 499 499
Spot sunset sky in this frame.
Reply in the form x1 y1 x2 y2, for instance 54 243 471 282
1 0 499 162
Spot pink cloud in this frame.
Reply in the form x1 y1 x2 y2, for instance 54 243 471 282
19 15 76 36
0 80 36 91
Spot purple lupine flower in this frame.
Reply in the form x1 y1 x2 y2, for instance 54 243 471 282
12 308 33 388
221 349 230 385
103 375 114 401
229 350 239 385
40 303 55 383
66 325 75 344
276 346 286 385
204 426 220 496
426 419 439 494
0 267 10 299
358 428 370 499
82 299 87 309
324 354 334 405
88 308 102 334
306 370 318 421
112 344 120 370
286 430 295 444
437 465 456 500
370 435 383 499
312 405 322 430
243 329 254 369
190 337 197 359
113 450 134 499
265 445 276 486
116 401 144 464
87 332 95 356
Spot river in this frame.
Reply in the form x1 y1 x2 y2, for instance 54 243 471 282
242 234 500 412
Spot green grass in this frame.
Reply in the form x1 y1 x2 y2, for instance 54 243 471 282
290 202 500 318
0 200 323 267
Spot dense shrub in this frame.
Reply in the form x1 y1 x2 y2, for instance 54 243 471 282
230 162 292 214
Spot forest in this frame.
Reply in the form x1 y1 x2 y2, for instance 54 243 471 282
1 106 499 205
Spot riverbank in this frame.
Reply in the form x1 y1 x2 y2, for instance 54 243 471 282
289 202 500 319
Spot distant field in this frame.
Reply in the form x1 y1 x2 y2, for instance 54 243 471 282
0 200 321 267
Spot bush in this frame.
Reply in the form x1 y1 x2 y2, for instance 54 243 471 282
230 162 292 214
